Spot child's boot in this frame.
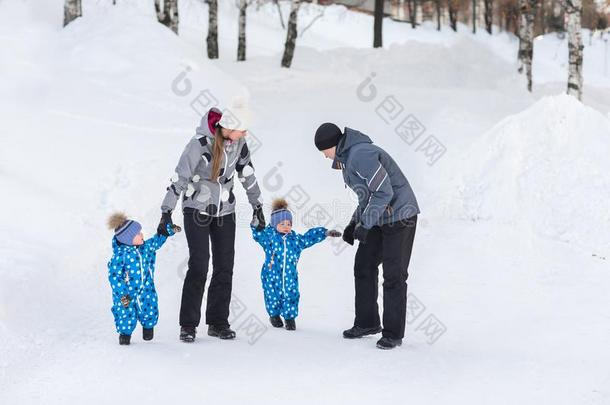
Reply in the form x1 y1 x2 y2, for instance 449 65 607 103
269 316 283 328
119 334 131 345
285 319 296 331
143 327 154 341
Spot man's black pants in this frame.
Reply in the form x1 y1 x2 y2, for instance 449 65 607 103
353 216 417 340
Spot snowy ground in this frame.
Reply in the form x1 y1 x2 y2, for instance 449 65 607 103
1 0 609 403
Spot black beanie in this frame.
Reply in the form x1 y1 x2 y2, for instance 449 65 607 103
314 123 343 151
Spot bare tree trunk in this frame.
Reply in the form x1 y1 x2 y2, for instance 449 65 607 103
158 0 179 34
472 0 477 33
237 0 247 61
274 0 286 29
436 0 442 30
484 0 493 33
168 0 179 34
396 0 407 20
281 0 302 68
449 0 458 31
158 1 169 27
564 0 583 99
374 0 384 47
407 0 418 28
207 0 219 59
63 0 82 27
155 0 162 20
518 0 537 92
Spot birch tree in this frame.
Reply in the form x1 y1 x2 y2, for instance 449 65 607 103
435 0 442 31
448 0 459 31
64 0 82 27
484 0 493 33
472 0 477 33
518 0 537 92
281 0 302 68
207 0 219 59
564 0 583 99
407 0 417 28
237 0 247 61
157 0 179 34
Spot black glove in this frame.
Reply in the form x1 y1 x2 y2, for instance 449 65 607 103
252 205 266 231
326 230 342 238
157 211 173 236
120 295 131 308
171 224 182 234
342 221 356 245
354 225 369 244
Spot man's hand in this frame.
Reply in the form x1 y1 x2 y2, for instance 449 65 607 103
354 225 369 244
120 295 131 308
342 221 356 245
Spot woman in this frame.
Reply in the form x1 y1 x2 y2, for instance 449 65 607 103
157 104 265 343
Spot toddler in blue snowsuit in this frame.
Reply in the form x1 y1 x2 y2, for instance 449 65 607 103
106 212 180 345
251 199 341 330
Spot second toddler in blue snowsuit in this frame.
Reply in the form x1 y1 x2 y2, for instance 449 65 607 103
251 199 342 330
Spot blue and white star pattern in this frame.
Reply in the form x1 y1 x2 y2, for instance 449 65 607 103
107 224 174 335
251 225 327 320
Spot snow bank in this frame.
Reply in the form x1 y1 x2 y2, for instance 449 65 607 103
450 94 610 253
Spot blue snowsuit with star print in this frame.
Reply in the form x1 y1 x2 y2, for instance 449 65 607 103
251 225 327 320
107 225 175 335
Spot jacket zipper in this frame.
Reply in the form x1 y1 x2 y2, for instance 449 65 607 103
136 250 144 310
282 235 287 296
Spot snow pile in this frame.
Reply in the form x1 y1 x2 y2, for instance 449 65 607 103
451 94 610 252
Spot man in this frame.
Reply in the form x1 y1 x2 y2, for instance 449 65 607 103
314 123 420 350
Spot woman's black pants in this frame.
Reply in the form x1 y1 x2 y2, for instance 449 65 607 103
180 209 236 328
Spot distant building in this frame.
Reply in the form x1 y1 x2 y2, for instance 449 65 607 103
321 1 422 23
322 0 391 15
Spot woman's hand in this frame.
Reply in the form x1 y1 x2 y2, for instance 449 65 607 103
252 205 266 231
157 211 174 236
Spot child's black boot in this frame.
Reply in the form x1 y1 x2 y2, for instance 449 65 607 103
119 334 131 345
285 319 296 331
270 316 284 328
143 327 154 341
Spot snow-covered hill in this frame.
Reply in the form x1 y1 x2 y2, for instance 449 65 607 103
1 0 609 404
450 94 610 253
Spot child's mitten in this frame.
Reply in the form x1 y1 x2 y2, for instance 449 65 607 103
120 295 131 308
171 224 182 233
326 230 342 237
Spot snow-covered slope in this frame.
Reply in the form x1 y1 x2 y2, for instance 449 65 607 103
450 94 610 253
1 0 609 404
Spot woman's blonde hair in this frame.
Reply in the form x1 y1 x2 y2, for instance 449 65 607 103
210 126 225 182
